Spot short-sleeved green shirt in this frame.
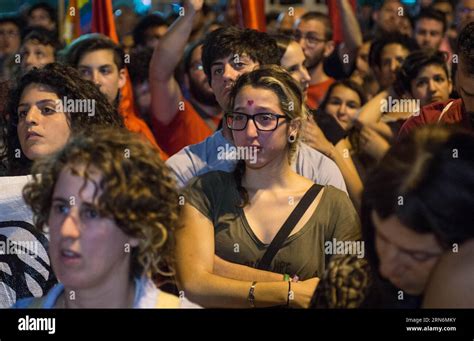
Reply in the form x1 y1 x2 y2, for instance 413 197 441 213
183 171 361 280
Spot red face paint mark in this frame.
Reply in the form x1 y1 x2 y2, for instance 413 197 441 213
247 100 254 106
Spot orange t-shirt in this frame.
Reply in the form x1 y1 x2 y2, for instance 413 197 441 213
306 78 335 110
119 97 168 161
151 99 221 156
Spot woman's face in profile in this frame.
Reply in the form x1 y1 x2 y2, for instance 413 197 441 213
16 83 71 161
371 211 443 295
48 165 139 291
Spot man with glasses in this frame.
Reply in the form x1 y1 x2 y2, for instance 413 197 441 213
149 0 220 156
294 12 335 110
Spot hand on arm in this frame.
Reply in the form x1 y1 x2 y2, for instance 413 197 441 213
176 203 319 308
358 125 390 161
301 116 363 211
357 90 389 125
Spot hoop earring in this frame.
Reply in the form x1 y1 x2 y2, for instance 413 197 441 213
288 134 296 143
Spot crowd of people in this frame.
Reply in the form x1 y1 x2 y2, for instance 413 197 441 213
0 0 473 309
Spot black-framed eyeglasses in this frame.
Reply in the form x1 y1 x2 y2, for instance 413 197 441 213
225 112 288 131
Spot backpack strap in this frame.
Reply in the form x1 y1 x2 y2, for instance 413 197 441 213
257 184 323 271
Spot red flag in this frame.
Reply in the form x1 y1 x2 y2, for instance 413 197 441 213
236 0 266 31
91 0 167 159
327 0 357 44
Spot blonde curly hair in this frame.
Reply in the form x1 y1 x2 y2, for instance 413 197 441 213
23 127 180 280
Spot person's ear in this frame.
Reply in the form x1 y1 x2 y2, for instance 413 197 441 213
118 68 127 89
289 117 302 137
448 78 453 95
324 40 335 58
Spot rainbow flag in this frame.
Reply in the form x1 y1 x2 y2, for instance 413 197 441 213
62 0 88 44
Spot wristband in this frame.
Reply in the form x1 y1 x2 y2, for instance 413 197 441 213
248 281 257 308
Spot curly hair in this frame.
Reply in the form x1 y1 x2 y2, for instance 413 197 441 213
2 62 123 175
22 127 180 280
227 65 307 207
368 32 419 69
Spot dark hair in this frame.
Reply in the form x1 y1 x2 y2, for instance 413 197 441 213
415 8 447 33
128 46 153 85
183 40 204 74
22 26 62 53
3 63 123 175
394 50 450 96
132 13 167 47
319 79 368 114
23 127 180 280
27 2 57 25
0 14 22 31
62 33 126 70
361 125 474 279
298 11 333 41
369 32 419 68
271 34 293 62
201 26 280 84
457 22 474 75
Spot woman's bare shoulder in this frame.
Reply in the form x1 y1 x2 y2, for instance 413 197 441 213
422 239 474 308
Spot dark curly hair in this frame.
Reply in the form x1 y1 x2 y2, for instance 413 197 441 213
23 127 180 280
202 26 280 85
3 62 123 175
21 26 62 53
369 32 419 69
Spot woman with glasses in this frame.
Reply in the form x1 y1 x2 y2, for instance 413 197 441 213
175 65 361 308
